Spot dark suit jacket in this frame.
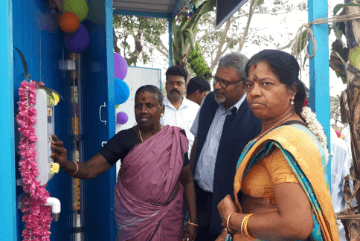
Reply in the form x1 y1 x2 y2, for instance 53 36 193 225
193 91 262 234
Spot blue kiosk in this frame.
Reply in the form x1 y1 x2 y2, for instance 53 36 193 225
0 0 330 240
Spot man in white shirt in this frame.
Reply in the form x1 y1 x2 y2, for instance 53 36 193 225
161 66 199 156
330 127 353 241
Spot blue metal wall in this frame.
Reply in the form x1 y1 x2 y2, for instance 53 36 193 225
10 0 116 240
12 0 74 240
81 0 116 240
308 0 331 187
0 0 17 240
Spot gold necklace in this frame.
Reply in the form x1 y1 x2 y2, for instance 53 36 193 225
254 112 294 141
138 125 163 143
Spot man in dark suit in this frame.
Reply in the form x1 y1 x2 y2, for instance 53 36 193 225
189 52 262 240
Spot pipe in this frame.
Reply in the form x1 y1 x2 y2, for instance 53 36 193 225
45 197 61 222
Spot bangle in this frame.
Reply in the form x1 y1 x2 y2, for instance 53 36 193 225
226 211 236 233
187 222 198 227
241 215 246 234
243 213 256 238
72 161 79 176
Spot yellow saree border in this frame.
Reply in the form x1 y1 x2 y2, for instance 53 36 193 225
233 125 338 241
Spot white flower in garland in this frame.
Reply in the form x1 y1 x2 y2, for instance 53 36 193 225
301 106 329 164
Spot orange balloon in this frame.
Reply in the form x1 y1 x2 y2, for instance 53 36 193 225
58 12 80 33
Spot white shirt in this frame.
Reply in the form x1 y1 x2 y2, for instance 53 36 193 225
341 126 352 154
161 96 200 156
330 128 353 241
190 93 247 192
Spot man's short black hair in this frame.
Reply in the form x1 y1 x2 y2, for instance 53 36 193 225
166 66 188 83
187 77 211 96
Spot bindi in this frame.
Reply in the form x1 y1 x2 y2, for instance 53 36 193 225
142 97 146 101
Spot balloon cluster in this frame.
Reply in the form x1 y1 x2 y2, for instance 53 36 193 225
58 0 90 52
113 53 130 125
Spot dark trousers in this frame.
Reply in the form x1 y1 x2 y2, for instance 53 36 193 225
195 182 220 241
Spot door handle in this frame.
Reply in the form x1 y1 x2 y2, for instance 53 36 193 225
99 102 107 125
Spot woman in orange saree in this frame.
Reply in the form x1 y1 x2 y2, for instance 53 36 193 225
216 50 338 241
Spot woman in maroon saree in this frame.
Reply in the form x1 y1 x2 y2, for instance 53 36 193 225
51 85 198 241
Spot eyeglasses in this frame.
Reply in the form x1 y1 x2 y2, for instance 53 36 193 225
212 75 243 89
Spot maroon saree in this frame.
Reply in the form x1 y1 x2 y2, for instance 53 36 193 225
114 126 189 241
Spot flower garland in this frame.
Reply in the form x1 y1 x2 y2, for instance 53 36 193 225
301 106 330 164
16 80 52 241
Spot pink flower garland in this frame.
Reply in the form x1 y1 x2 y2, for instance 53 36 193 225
16 80 52 241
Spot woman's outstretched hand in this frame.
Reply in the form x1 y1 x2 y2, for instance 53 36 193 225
217 195 237 227
182 223 197 241
51 134 68 165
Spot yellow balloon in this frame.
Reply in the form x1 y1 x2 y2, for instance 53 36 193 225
63 0 89 22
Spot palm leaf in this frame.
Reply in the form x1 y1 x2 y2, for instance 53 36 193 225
333 2 360 16
41 86 55 100
35 81 63 100
14 47 30 80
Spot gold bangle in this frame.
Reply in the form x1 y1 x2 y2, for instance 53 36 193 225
241 214 247 234
73 161 79 176
187 222 198 227
243 213 256 239
226 211 236 233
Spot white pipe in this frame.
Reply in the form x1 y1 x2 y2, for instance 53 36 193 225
45 197 61 221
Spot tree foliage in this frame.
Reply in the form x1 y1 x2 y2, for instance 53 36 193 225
328 2 360 240
113 0 306 75
113 15 168 66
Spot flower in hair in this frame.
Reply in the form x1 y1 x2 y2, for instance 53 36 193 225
301 106 329 164
302 99 308 107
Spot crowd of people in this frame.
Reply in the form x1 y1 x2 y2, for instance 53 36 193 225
51 49 346 241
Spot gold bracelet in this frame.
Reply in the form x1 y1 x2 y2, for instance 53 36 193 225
226 211 236 233
240 214 247 234
187 222 198 227
73 161 79 176
243 213 256 239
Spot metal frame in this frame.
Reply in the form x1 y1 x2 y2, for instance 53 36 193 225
0 0 17 240
112 10 172 19
308 0 331 187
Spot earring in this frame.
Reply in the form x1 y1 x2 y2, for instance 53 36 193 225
161 113 164 117
291 96 295 105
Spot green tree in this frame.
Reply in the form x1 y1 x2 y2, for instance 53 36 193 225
113 15 168 66
329 2 360 240
113 0 306 74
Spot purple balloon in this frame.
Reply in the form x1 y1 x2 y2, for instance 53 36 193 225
65 24 90 53
114 53 128 80
116 112 128 124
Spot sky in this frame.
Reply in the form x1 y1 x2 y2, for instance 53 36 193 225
133 0 347 97
241 0 346 97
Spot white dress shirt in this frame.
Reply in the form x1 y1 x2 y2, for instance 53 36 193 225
190 93 247 192
161 96 200 156
330 128 353 241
